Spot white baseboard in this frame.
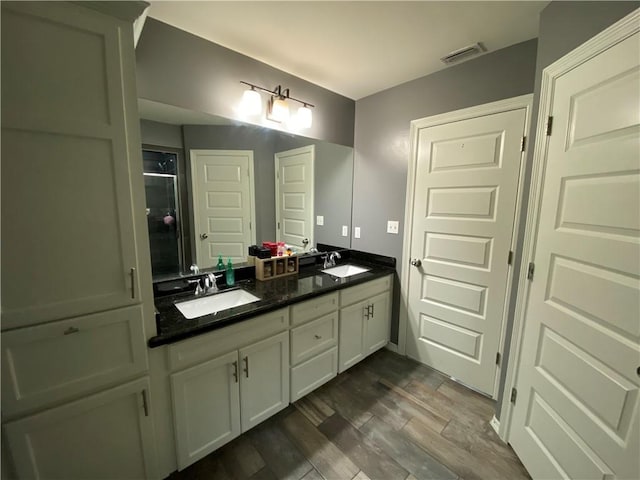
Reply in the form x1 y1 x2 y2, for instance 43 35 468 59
490 415 500 436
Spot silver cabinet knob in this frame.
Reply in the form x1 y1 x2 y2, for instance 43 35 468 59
410 259 422 267
200 233 208 240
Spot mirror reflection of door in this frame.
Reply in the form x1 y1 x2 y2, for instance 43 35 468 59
142 149 183 276
275 145 315 252
190 149 256 268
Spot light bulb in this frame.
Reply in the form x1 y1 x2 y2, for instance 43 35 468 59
296 105 312 129
240 88 262 116
270 97 289 123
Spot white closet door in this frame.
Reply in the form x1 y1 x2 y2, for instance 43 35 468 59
509 26 640 480
407 105 527 396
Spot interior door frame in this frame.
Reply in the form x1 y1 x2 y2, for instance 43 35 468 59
189 149 257 267
499 8 640 442
399 94 533 399
274 145 315 250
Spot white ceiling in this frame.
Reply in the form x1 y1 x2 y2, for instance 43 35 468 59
148 1 548 100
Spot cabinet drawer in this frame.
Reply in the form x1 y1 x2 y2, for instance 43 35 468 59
1 305 148 418
168 308 288 372
290 292 338 326
290 346 338 402
340 275 391 307
290 312 338 365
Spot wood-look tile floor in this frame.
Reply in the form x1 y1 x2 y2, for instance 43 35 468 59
168 350 530 480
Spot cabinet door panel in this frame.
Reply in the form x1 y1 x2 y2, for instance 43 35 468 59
4 377 157 480
290 346 338 402
1 2 141 329
171 351 240 470
365 291 391 355
339 301 367 373
2 305 147 417
239 332 289 431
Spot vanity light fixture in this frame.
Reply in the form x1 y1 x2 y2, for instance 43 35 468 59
239 81 314 128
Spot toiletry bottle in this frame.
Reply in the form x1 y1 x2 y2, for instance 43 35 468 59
226 258 235 286
217 254 225 271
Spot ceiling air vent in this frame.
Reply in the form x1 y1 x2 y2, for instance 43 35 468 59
440 42 487 65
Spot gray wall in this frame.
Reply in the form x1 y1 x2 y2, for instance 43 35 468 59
136 18 355 147
353 39 538 343
495 0 639 418
140 119 183 150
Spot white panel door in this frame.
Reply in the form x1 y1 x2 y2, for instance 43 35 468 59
239 331 289 431
1 2 143 329
275 145 314 251
191 150 255 267
170 350 241 470
4 377 157 480
407 106 527 396
509 28 640 480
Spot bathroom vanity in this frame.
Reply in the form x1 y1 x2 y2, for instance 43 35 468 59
151 251 394 471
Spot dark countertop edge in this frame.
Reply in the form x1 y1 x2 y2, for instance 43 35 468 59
148 258 395 348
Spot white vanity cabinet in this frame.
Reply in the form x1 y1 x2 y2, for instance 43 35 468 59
338 275 392 373
1 3 158 479
4 377 157 480
1 1 150 330
168 309 289 470
289 293 339 402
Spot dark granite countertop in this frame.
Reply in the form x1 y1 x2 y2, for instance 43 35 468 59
149 250 395 348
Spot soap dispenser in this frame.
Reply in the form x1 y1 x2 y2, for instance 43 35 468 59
226 258 235 286
216 254 225 271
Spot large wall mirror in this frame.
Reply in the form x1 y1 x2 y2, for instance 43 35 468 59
138 99 354 279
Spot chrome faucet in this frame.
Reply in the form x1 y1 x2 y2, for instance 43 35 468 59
204 273 219 294
322 251 341 269
189 264 200 275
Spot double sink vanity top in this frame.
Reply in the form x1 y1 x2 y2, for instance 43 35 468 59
149 253 395 348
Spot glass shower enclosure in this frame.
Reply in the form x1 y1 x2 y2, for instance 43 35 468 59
143 149 183 276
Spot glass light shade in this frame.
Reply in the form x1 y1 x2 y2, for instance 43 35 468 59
296 105 313 129
270 97 289 123
241 89 262 116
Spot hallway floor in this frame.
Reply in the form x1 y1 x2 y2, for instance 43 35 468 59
168 349 530 480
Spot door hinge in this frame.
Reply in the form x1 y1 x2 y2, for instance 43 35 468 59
520 136 526 152
496 352 501 365
277 222 280 230
507 250 514 265
527 262 535 280
510 387 517 404
546 116 554 136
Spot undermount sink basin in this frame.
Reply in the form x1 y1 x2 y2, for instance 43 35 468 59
321 264 370 278
175 289 260 319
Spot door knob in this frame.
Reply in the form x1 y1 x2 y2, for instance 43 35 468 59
302 238 309 246
410 259 422 267
200 233 208 240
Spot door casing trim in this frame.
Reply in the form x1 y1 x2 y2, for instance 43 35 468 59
399 93 533 400
499 7 640 442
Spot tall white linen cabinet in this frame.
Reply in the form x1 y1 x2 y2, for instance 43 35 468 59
1 2 159 478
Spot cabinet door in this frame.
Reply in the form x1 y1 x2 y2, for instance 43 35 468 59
239 331 289 431
4 377 158 480
171 351 240 471
1 2 144 329
338 300 367 373
365 291 391 355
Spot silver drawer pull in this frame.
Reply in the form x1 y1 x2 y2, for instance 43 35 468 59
64 326 79 335
314 334 322 340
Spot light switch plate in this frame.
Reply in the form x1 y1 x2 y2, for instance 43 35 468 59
342 225 348 237
354 227 361 239
387 220 399 234
316 215 324 226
